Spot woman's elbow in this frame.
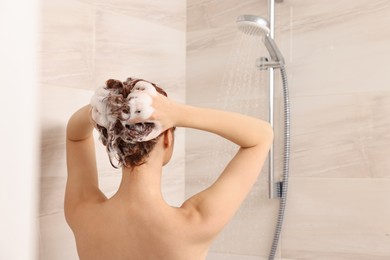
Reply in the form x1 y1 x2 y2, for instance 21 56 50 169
260 123 274 145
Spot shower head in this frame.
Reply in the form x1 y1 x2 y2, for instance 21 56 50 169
236 14 270 36
236 14 285 64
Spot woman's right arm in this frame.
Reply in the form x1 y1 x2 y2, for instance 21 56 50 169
172 103 274 238
142 92 273 239
175 103 273 149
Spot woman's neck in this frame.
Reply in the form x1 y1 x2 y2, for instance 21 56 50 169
114 160 166 205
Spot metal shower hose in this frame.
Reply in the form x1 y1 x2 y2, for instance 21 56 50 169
268 66 290 260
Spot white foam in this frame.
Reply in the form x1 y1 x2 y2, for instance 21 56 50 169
90 83 163 143
128 92 154 120
132 81 157 96
90 87 110 127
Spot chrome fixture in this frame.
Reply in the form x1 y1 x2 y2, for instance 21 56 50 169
236 14 285 66
236 0 290 259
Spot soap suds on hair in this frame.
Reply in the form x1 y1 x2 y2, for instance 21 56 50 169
89 77 165 168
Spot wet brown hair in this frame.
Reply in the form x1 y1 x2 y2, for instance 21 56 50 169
93 77 168 169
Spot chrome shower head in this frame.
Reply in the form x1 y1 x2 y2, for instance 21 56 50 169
236 14 285 64
236 14 270 36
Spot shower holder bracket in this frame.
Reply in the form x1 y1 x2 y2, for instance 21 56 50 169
275 181 284 198
256 57 282 70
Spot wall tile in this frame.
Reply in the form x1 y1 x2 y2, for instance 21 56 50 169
80 0 185 31
40 0 186 258
93 9 185 94
39 213 79 260
186 0 277 257
278 0 390 97
186 141 281 257
187 0 270 52
187 0 390 259
280 92 390 179
39 177 67 217
39 0 94 89
282 178 390 259
40 85 93 178
187 0 268 32
286 94 369 178
359 92 390 178
187 35 269 106
40 0 390 259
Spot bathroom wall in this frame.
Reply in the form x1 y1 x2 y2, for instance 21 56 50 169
38 0 185 259
187 0 390 259
39 0 390 259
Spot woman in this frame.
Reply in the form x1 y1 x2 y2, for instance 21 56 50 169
65 77 273 260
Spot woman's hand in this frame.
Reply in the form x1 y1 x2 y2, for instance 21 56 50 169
127 81 179 140
148 92 178 131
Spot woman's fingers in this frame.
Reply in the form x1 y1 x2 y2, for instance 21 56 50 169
90 81 168 143
125 80 159 123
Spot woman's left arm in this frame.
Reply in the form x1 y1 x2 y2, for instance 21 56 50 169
65 105 106 224
66 105 95 141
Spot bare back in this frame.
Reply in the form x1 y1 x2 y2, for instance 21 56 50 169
68 197 212 260
65 101 273 260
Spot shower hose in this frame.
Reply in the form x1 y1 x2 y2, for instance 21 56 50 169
268 66 290 260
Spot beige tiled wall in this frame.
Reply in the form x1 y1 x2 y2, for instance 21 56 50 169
38 0 185 259
187 0 390 259
39 0 390 259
